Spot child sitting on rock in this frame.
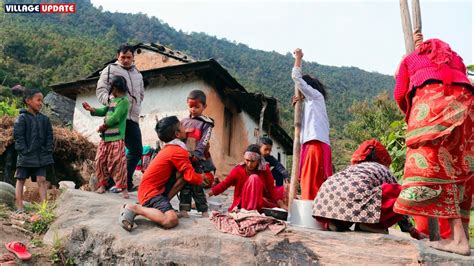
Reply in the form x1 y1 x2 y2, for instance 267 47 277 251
179 90 216 218
82 75 130 199
119 116 204 231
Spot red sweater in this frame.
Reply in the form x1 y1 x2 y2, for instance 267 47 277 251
394 39 471 116
138 144 203 205
211 164 281 211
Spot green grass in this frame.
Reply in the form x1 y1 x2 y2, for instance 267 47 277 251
28 201 56 234
470 212 474 246
0 204 10 219
50 231 75 265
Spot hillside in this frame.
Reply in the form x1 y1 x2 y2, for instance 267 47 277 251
0 0 395 134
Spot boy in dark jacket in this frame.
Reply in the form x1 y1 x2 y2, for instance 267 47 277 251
179 90 216 218
259 137 290 187
14 89 54 212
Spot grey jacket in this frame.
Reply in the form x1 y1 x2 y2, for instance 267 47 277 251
96 62 144 122
14 109 54 167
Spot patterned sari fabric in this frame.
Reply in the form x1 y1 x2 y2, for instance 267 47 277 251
95 140 128 189
313 162 399 224
394 83 473 220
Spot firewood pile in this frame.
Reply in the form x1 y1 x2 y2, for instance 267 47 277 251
0 115 96 186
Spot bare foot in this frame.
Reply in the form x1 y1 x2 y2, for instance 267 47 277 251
201 212 209 218
96 186 106 194
428 238 471 256
122 190 129 199
180 210 190 218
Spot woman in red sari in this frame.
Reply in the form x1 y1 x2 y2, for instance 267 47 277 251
208 144 287 212
393 33 473 256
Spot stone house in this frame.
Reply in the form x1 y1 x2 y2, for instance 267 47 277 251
51 43 293 178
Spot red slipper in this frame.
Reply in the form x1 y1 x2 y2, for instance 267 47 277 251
5 241 32 261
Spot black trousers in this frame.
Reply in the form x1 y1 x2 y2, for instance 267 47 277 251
179 184 208 212
124 120 143 189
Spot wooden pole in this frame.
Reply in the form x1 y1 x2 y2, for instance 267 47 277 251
411 0 422 34
288 85 302 211
399 0 440 241
400 0 414 54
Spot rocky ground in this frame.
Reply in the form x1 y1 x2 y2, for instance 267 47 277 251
41 188 474 265
0 207 53 265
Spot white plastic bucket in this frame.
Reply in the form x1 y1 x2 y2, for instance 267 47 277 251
287 199 323 230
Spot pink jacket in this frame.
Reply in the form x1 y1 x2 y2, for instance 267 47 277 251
393 39 471 115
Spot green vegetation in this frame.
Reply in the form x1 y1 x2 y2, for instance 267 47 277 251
343 92 406 179
0 0 398 171
0 203 9 219
27 201 57 234
470 211 474 246
50 231 75 265
0 97 20 116
0 0 393 136
30 237 45 248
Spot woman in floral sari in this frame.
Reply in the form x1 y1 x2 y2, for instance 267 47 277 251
393 33 473 256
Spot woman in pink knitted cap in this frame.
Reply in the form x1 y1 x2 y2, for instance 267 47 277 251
393 33 473 256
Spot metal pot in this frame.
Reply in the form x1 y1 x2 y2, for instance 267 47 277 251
261 208 288 221
287 199 323 230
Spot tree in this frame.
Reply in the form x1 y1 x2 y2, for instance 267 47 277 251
344 92 406 179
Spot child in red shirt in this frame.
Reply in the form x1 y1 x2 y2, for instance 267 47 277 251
119 116 203 231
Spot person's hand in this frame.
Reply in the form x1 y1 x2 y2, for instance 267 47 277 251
291 95 302 106
191 155 199 163
277 200 288 211
283 178 290 185
293 48 303 59
97 124 108 133
82 102 95 112
413 31 423 49
201 174 210 187
207 190 214 197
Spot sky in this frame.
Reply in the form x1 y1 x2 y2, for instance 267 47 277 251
90 0 473 75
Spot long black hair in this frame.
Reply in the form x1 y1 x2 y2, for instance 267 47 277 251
111 75 129 94
302 74 327 100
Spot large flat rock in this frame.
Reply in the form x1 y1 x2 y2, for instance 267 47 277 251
45 189 474 265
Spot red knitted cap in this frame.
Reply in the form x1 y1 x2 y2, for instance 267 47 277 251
351 139 392 167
